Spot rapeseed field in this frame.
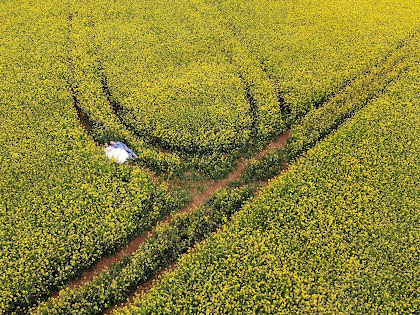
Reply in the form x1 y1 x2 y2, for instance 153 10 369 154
122 49 420 314
1 0 419 313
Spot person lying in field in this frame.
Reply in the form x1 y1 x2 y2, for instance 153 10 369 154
104 141 137 164
104 143 130 164
109 140 138 159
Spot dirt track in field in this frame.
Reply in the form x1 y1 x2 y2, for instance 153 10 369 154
52 6 293 306
104 135 291 314
99 34 418 312
50 130 290 302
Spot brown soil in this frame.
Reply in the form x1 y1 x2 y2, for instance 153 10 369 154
73 102 93 134
106 156 291 314
51 232 152 297
255 130 290 159
49 130 290 301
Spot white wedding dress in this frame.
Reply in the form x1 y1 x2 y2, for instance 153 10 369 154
104 146 130 164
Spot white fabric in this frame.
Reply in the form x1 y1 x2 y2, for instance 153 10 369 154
104 146 130 164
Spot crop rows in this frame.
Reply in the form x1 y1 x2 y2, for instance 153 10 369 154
0 1 187 313
31 30 419 315
2 0 419 313
34 186 255 314
121 45 420 314
204 0 420 120
65 2 187 177
69 0 418 156
91 0 420 155
64 0 420 180
241 32 419 183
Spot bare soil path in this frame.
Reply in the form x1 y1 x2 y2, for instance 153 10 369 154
55 4 292 305
50 130 290 300
105 136 291 314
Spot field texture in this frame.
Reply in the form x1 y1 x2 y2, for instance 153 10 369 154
1 0 419 314
71 0 419 169
33 33 419 315
121 50 420 314
0 1 187 313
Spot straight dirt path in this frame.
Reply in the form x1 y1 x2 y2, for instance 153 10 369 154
105 151 291 314
50 130 290 299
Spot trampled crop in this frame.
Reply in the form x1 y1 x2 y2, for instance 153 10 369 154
121 49 420 314
1 0 419 313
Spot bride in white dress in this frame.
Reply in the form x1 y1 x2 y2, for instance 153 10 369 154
104 145 130 164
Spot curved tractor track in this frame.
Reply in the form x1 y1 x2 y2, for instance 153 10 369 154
51 130 290 297
47 4 419 315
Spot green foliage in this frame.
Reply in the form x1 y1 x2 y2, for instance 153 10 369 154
120 55 420 314
34 186 255 314
240 149 287 184
0 1 187 313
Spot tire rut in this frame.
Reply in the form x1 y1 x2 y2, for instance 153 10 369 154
50 5 419 315
105 32 420 314
48 130 290 299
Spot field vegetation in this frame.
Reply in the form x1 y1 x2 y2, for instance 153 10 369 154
69 0 419 177
0 0 419 314
121 49 420 314
0 1 187 313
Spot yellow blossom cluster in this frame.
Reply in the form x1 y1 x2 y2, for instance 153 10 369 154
34 186 255 314
65 0 419 177
204 0 420 119
1 0 420 313
241 32 419 183
32 17 420 315
86 0 419 154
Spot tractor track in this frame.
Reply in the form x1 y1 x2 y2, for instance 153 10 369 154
49 130 290 298
40 5 419 315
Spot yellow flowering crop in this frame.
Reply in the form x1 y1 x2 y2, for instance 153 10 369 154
121 44 420 314
0 1 186 313
86 0 419 154
1 0 419 313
